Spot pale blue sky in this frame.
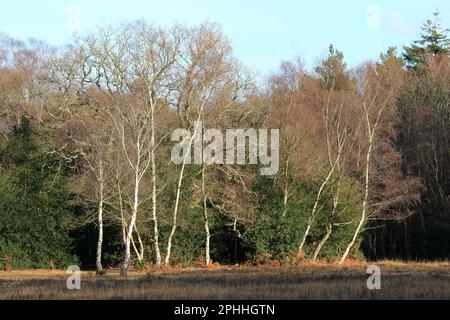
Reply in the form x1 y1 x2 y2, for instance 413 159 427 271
1 0 449 75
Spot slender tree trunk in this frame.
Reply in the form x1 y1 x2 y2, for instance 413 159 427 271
312 224 333 261
313 175 341 260
339 94 387 264
150 99 162 266
298 223 312 255
122 168 140 276
282 158 289 217
298 159 338 254
131 235 141 261
165 89 212 266
96 162 104 274
137 227 144 261
131 225 144 262
151 159 161 266
202 165 211 267
233 218 240 262
164 132 196 266
340 139 372 264
116 168 127 247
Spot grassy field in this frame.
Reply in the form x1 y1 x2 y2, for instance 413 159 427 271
0 262 449 300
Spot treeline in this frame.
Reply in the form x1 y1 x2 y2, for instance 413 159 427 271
0 14 448 273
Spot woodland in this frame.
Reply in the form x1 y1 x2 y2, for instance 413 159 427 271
0 12 448 275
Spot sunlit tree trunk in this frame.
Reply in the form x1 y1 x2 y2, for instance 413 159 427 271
149 96 162 266
298 158 338 254
122 156 141 276
340 139 372 264
164 126 198 266
313 159 342 260
312 224 332 261
165 90 212 266
131 224 144 263
202 165 211 266
282 158 289 217
340 98 385 264
96 159 104 274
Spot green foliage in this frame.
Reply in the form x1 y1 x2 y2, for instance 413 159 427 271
403 11 449 69
0 118 78 269
315 44 350 91
1 13 449 270
168 207 205 266
242 176 362 262
380 47 405 68
317 178 363 260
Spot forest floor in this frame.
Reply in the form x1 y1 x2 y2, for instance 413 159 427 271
0 261 449 300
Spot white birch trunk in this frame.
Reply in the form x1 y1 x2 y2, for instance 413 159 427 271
122 167 140 276
282 158 289 217
202 165 211 266
312 224 332 261
340 96 386 264
164 89 212 266
313 175 341 261
340 140 372 264
117 178 127 247
150 99 162 266
298 158 338 254
131 225 144 262
164 135 194 266
96 161 104 274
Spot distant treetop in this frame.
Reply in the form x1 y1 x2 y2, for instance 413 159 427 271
403 10 450 69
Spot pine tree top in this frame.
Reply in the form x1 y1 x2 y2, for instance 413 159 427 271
403 10 450 69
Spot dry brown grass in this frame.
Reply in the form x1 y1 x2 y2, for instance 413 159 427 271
0 262 449 300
